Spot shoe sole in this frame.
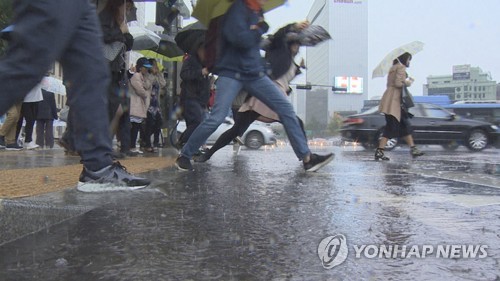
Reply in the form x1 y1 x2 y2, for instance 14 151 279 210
305 154 335 172
76 182 148 192
5 148 23 151
175 162 193 171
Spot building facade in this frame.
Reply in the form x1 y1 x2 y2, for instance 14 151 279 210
424 65 498 102
303 0 368 125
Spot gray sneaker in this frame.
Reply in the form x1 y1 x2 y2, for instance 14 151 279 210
77 162 150 192
303 153 334 172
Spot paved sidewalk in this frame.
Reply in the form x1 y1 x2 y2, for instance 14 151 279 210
0 148 176 198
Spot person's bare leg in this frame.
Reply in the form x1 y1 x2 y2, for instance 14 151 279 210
375 137 390 161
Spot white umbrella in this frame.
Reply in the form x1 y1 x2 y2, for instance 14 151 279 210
128 25 161 51
372 41 424 79
41 76 66 95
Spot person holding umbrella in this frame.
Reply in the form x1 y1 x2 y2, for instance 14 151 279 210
375 52 424 161
175 0 333 172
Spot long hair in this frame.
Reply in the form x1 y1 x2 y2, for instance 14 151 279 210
102 0 133 19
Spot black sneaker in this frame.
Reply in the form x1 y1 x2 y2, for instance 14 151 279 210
77 162 150 192
176 155 193 171
0 136 5 148
303 153 334 172
193 152 211 163
111 151 126 160
375 148 390 161
124 150 139 157
6 143 23 151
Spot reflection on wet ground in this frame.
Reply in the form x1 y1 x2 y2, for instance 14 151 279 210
0 146 499 280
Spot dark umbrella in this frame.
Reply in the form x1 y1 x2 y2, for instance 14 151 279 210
151 33 184 58
175 21 207 54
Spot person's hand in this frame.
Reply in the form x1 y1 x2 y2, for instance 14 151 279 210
202 67 209 77
295 20 310 30
120 21 129 34
129 64 136 73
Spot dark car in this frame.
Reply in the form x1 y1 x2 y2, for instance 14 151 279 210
340 103 500 151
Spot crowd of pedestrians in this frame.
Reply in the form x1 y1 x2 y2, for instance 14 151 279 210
0 0 338 193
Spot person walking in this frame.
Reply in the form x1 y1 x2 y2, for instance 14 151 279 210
15 83 43 150
99 0 137 158
175 0 333 172
35 89 58 149
0 102 23 150
0 0 150 191
195 21 309 163
176 40 211 149
375 52 424 161
129 57 152 153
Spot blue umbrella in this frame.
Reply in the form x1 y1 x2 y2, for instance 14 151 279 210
1 25 14 41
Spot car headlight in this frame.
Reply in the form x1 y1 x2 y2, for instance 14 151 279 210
491 125 499 131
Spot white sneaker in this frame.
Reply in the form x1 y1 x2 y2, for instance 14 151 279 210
25 141 40 150
130 148 144 154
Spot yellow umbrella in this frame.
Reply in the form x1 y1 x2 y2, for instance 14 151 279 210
192 0 286 26
139 50 184 63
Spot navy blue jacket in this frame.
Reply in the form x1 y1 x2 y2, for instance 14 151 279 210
215 0 268 80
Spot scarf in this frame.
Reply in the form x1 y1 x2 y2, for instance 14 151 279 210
245 0 262 12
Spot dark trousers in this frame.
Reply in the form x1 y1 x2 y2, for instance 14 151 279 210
144 111 162 148
16 102 39 143
206 110 306 158
130 122 143 149
179 99 205 145
35 119 54 148
0 0 113 171
116 109 132 152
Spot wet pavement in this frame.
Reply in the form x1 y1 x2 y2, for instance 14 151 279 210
0 145 499 280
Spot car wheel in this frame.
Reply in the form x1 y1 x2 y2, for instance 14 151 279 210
245 131 264 149
466 129 488 151
378 131 398 151
442 141 459 151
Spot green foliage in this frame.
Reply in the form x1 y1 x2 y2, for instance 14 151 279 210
327 113 344 135
0 0 13 57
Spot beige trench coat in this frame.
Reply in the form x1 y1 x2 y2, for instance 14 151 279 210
378 63 412 122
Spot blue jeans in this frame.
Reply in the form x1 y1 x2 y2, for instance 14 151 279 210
181 76 310 159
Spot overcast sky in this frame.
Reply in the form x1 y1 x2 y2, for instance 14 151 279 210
146 0 500 99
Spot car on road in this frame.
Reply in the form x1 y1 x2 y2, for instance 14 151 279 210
340 103 500 151
176 117 277 149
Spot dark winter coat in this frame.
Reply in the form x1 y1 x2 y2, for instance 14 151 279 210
98 9 133 73
265 23 301 80
180 54 210 106
37 90 58 120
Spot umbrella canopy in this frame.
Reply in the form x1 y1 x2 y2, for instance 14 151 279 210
41 76 66 95
139 50 183 63
1 25 13 41
175 21 207 54
148 33 185 58
192 0 286 26
372 41 424 79
129 25 161 51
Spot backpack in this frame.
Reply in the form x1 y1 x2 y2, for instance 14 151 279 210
204 15 225 73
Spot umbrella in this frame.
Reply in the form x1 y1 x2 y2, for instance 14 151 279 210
41 76 66 95
175 21 207 54
1 25 13 41
139 50 183 62
372 41 424 79
149 33 185 58
129 25 161 51
192 0 286 26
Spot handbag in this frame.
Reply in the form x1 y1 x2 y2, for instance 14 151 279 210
59 105 69 122
401 85 415 109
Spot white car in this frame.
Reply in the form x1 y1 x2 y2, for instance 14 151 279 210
176 117 277 149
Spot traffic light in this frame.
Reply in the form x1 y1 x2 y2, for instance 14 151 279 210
296 83 312 90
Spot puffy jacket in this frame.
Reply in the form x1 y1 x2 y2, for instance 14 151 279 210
129 72 151 119
180 54 210 106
